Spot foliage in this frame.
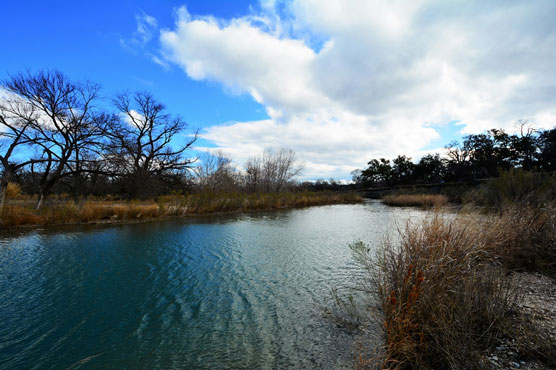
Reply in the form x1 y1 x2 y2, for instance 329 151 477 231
356 124 556 188
464 169 556 212
361 158 393 186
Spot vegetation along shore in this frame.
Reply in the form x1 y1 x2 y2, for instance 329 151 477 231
0 70 361 229
337 171 556 368
0 190 361 228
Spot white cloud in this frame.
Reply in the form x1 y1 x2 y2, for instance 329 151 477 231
160 7 325 118
121 12 158 51
158 1 556 179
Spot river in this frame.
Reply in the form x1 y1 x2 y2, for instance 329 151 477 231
0 200 430 369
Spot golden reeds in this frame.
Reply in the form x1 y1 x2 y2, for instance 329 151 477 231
0 191 362 227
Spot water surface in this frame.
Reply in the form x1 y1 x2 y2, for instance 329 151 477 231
0 201 429 369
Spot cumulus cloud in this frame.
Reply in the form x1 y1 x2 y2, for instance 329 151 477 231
157 0 556 179
160 6 325 118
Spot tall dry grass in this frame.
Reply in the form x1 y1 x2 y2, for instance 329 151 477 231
0 191 362 227
0 201 162 227
463 169 556 274
348 200 556 369
6 182 24 199
382 194 449 208
481 205 556 275
351 214 519 369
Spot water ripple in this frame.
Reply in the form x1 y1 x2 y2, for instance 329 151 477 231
0 201 432 369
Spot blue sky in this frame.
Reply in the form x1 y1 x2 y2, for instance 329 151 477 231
2 1 556 180
1 1 267 128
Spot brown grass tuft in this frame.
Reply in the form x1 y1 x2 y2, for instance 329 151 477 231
352 214 521 369
0 205 43 226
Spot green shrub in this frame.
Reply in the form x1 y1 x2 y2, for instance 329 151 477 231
465 169 556 211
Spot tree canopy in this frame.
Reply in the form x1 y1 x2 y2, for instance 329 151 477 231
356 125 556 188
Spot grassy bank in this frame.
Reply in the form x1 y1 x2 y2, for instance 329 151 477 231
382 194 449 208
463 169 556 213
350 203 556 369
0 191 362 228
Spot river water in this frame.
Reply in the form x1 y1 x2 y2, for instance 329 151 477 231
0 200 429 369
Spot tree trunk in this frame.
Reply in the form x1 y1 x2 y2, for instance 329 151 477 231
73 175 82 204
0 181 7 213
36 183 53 210
0 170 13 213
36 192 45 210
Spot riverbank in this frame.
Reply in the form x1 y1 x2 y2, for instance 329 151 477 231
349 205 556 369
0 191 362 228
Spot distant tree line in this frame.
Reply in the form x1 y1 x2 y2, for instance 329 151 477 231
194 148 304 193
353 123 556 188
0 70 308 209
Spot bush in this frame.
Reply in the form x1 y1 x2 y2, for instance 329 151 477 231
352 215 520 369
481 205 556 275
464 169 556 212
6 182 23 199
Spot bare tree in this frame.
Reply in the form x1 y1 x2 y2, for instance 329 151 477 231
244 148 303 192
106 91 197 198
1 71 107 208
0 94 37 209
244 155 263 192
196 150 239 192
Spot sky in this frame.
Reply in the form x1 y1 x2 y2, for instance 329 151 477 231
2 0 556 180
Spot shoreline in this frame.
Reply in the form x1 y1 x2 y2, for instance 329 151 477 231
483 271 556 370
347 207 556 369
0 191 363 231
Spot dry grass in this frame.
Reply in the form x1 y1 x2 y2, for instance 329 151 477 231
0 205 43 226
179 191 362 214
351 215 521 369
349 202 556 369
0 201 162 227
0 191 362 227
481 205 556 275
6 182 24 199
382 194 449 208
